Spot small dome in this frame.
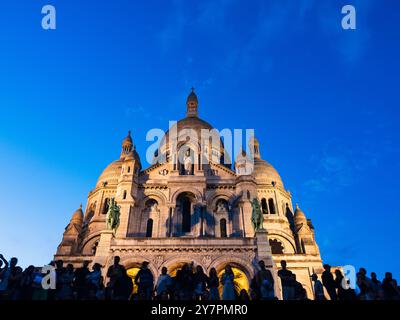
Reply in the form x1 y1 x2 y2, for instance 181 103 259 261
123 130 133 144
187 91 198 104
186 88 199 117
96 160 123 188
253 158 284 187
71 205 84 223
294 204 307 223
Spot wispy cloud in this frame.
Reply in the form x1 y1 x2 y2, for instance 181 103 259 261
125 105 151 118
303 129 395 195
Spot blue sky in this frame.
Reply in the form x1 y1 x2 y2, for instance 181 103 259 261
0 0 399 280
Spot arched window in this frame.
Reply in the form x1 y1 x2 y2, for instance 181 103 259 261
123 190 127 200
146 219 153 237
102 198 110 214
269 239 284 254
247 190 251 200
181 196 191 233
261 198 268 214
268 198 276 214
127 166 131 173
220 218 227 238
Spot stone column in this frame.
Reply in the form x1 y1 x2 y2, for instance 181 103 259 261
168 207 173 237
255 229 282 299
115 204 131 238
93 230 114 268
242 200 253 237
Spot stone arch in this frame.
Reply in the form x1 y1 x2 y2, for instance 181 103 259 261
134 197 162 237
211 255 255 296
117 255 158 280
80 231 102 255
160 255 204 276
210 255 255 280
206 190 235 211
141 191 167 207
171 187 204 204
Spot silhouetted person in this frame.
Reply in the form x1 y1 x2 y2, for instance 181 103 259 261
334 270 346 300
74 261 90 299
322 264 337 300
3 257 23 300
208 267 220 300
239 289 250 300
193 265 209 300
54 260 66 300
176 264 194 300
278 260 294 300
31 267 47 300
155 267 171 299
57 263 74 300
293 274 305 300
19 265 35 300
249 276 260 300
299 287 310 300
106 256 126 299
135 261 153 300
46 260 56 300
256 260 275 300
114 272 133 300
0 254 10 299
370 272 382 299
311 274 325 300
341 279 357 300
382 272 399 300
86 263 103 300
356 268 373 300
221 265 236 300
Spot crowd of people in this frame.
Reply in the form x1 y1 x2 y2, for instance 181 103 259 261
0 253 399 301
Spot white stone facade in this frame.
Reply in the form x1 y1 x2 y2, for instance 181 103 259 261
55 91 324 299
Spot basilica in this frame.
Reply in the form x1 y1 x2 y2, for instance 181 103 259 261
55 90 324 298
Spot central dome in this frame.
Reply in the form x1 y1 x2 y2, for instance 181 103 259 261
155 89 228 164
156 115 226 164
162 116 214 143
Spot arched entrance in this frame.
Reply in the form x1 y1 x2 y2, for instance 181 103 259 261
175 192 197 236
166 261 192 277
126 266 141 295
181 197 191 233
217 266 250 298
123 260 156 297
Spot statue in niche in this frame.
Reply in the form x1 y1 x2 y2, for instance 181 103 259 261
216 199 228 213
183 149 193 175
106 198 121 233
149 200 158 212
251 198 264 231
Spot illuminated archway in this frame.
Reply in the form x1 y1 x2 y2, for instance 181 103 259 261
167 261 192 277
217 266 249 298
126 267 141 294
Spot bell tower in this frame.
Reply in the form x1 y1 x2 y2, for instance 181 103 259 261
115 131 141 238
186 87 199 118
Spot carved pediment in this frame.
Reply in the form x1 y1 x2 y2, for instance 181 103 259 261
207 162 237 178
